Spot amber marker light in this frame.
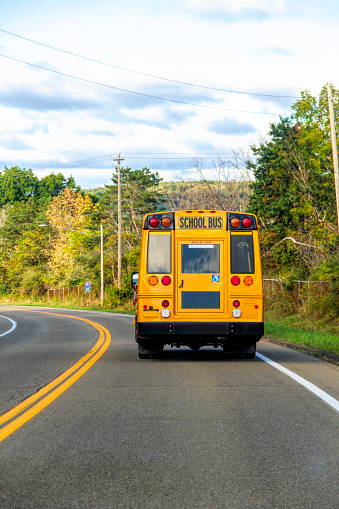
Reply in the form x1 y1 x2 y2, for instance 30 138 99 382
161 217 171 228
244 276 253 286
148 275 159 286
231 217 240 228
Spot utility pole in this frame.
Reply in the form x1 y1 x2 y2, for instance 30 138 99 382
100 224 104 305
113 154 124 287
327 85 339 233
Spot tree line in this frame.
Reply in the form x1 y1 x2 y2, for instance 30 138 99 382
0 84 338 309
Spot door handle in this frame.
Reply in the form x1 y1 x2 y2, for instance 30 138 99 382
179 280 184 289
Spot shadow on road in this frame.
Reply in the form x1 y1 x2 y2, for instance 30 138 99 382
143 348 259 362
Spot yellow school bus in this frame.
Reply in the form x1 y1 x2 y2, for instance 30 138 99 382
132 210 264 359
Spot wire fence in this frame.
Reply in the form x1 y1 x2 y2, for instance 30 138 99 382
46 285 101 302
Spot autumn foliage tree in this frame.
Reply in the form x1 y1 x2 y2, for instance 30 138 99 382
46 188 95 283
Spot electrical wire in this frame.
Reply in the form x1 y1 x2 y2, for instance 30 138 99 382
0 53 287 116
0 152 243 176
0 28 300 99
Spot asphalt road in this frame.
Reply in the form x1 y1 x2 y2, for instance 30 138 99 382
0 306 338 509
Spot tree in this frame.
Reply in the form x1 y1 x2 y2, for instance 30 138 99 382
0 166 80 208
0 199 50 290
46 188 95 282
102 166 164 237
98 166 164 286
36 173 80 203
174 153 253 212
0 167 39 206
247 84 339 274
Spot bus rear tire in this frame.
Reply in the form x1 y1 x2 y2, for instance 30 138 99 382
138 342 163 359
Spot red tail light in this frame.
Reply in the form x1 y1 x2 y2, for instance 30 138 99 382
162 300 169 307
242 217 252 228
161 276 171 286
149 217 160 228
231 276 241 286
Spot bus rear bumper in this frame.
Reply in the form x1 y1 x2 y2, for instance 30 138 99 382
136 321 264 342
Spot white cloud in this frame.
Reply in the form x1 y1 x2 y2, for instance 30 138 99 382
185 0 288 14
0 0 338 188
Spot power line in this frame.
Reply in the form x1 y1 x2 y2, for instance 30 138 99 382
5 153 242 173
0 154 246 178
0 53 287 116
0 28 300 99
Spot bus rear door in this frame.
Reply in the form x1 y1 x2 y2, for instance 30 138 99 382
175 240 225 316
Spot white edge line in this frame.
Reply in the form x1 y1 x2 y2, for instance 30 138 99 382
6 307 337 414
256 352 339 414
0 315 17 337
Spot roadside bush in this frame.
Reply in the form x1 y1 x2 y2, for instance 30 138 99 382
104 284 133 309
20 269 46 296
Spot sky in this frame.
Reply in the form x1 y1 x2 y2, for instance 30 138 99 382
0 0 339 189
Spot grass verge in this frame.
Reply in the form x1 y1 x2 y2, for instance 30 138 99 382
2 297 338 362
0 297 135 315
264 310 339 362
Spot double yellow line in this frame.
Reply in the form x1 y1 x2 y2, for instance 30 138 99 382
0 311 111 443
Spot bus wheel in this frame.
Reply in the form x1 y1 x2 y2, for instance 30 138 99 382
138 342 163 359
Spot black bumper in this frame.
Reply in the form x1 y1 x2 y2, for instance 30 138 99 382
137 321 264 340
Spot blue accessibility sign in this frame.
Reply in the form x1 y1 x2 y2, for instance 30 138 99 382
212 274 220 283
85 281 91 292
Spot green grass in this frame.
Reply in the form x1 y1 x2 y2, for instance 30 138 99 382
2 296 338 355
264 312 339 355
0 296 135 315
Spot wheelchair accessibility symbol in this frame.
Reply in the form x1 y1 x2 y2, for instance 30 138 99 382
212 274 220 283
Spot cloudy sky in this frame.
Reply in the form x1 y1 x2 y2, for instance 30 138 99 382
0 0 338 188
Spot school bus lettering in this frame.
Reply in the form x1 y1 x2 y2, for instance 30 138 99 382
134 211 263 359
178 216 223 229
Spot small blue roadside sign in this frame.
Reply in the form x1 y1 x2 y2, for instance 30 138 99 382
85 281 91 292
212 274 220 283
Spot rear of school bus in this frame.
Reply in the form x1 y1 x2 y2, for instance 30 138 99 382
134 210 264 358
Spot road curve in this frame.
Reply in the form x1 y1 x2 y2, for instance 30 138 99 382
0 306 338 509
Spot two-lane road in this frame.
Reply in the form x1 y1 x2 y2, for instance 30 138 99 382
0 306 338 508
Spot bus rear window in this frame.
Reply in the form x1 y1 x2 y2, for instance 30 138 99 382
231 234 254 274
147 233 171 273
182 244 220 273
